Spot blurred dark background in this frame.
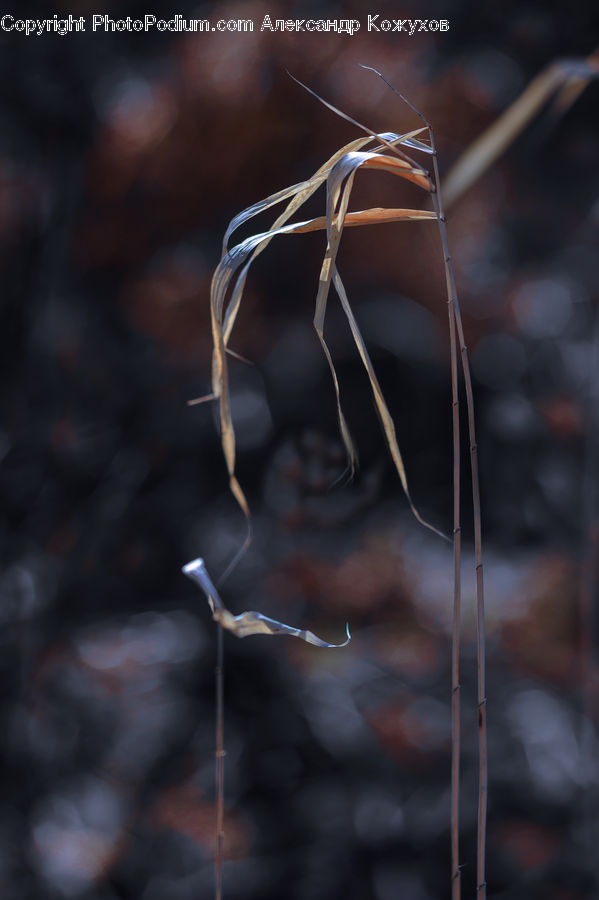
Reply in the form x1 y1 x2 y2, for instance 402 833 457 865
1 2 599 898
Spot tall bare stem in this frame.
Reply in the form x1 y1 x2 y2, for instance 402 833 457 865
215 624 225 900
357 67 473 900
405 93 486 900
453 310 487 900
432 144 487 899
430 151 463 900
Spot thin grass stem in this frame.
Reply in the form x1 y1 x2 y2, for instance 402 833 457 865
423 114 487 900
432 158 488 897
430 148 463 900
358 65 475 900
215 624 225 900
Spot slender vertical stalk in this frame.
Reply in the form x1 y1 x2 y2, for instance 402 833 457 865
365 80 466 893
452 311 487 900
336 69 487 896
448 268 462 900
430 168 462 900
359 69 469 899
430 126 486 900
215 624 225 900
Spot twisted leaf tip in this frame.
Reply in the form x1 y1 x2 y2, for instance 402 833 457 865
183 558 351 648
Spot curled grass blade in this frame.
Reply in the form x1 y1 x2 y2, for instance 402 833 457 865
331 268 447 541
209 205 436 530
308 145 445 539
208 134 438 552
221 130 430 347
183 559 351 646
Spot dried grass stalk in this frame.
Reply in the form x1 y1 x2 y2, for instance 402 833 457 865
189 70 486 900
187 54 599 899
444 53 599 207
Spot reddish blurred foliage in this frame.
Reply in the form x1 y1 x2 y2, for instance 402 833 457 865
271 538 412 618
120 249 212 355
537 396 584 439
494 819 562 870
104 82 177 161
366 693 449 769
72 5 507 354
372 625 443 680
150 780 249 859
501 556 579 685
